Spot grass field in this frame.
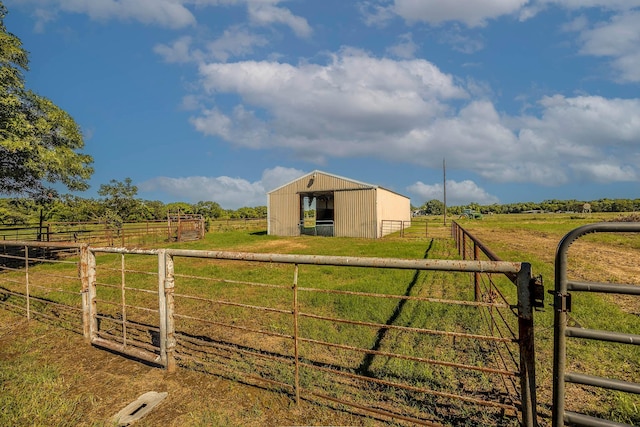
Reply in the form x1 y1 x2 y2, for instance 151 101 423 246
0 213 638 426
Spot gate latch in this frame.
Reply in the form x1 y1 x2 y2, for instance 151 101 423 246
548 290 572 313
530 275 545 310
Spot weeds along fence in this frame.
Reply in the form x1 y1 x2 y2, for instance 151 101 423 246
0 240 538 426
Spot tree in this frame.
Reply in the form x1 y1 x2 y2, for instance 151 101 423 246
0 2 93 198
423 199 444 215
98 178 143 223
194 200 223 219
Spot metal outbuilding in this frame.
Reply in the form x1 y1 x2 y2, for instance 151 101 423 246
267 170 411 238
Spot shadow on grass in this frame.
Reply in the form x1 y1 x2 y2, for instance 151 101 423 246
356 238 435 376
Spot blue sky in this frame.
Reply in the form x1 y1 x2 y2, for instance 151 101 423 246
4 0 640 209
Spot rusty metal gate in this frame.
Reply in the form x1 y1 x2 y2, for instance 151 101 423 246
1 240 539 426
552 222 640 426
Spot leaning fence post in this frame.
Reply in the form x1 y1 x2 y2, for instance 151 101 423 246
517 262 537 427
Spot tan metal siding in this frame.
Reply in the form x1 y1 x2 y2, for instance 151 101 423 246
335 189 377 238
269 171 371 196
268 171 373 237
376 189 411 237
268 192 300 236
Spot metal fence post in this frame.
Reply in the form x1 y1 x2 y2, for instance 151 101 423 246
293 264 300 405
462 231 467 259
517 262 537 427
474 242 480 302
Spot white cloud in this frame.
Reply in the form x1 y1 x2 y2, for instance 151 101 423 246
247 2 312 38
138 167 305 209
570 163 637 183
186 49 640 187
407 180 499 206
29 0 196 29
260 166 307 192
359 1 396 27
534 0 640 11
386 33 419 59
191 49 468 163
391 0 529 27
573 10 640 82
206 26 269 61
154 36 195 63
154 28 269 64
438 28 485 53
18 0 311 35
524 95 640 146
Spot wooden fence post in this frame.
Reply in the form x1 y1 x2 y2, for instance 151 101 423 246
80 245 91 342
158 250 176 372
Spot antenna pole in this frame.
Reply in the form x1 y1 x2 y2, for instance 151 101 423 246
443 158 447 226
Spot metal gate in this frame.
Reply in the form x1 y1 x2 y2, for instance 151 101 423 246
82 247 175 370
551 222 640 426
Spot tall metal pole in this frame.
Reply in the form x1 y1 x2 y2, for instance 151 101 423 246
443 158 447 226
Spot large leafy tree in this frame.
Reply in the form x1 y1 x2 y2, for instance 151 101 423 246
0 2 93 198
98 177 147 223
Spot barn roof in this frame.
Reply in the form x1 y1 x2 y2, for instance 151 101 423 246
267 170 409 199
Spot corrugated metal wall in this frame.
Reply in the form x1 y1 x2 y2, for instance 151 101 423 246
335 188 377 238
268 172 373 237
268 171 408 238
268 192 301 236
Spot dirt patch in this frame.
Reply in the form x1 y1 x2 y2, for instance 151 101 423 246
234 239 311 253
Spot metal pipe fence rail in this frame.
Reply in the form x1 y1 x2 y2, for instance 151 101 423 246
451 221 539 427
552 223 640 427
0 241 84 331
1 219 206 247
0 240 537 426
381 219 431 238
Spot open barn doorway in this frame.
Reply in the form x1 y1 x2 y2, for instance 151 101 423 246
300 192 334 236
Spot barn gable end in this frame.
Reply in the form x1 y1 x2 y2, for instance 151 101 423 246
267 171 410 238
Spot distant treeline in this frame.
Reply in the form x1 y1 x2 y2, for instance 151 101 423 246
416 198 640 215
0 196 267 226
0 178 268 227
4 193 639 227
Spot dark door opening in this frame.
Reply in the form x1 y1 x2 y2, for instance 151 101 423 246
300 192 334 236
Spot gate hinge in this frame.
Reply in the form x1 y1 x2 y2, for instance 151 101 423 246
530 275 544 310
548 290 572 313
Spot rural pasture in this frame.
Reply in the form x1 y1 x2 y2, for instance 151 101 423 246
0 213 638 426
